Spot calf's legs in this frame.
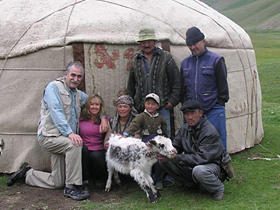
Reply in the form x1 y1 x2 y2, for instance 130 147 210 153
105 163 121 192
130 169 159 203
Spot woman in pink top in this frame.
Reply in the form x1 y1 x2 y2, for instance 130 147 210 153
80 94 108 188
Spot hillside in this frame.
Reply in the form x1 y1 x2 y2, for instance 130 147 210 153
203 0 280 31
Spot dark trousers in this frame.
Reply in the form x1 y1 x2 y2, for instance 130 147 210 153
159 161 197 188
152 161 164 183
82 144 107 181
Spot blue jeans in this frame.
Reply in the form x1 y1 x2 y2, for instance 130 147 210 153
206 104 227 151
159 107 171 138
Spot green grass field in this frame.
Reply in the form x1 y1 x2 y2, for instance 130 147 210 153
204 0 280 31
1 31 280 209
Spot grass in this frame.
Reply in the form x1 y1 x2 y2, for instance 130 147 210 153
204 0 280 31
222 0 256 11
249 31 280 126
0 175 7 189
1 31 280 209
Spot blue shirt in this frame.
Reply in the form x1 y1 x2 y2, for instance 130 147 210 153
43 82 88 136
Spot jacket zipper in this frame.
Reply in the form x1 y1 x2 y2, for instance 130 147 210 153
195 56 199 100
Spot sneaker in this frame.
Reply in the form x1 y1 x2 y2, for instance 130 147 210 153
7 162 31 186
64 186 90 200
213 190 224 201
155 181 163 190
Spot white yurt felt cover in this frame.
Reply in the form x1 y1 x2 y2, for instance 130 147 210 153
0 0 263 172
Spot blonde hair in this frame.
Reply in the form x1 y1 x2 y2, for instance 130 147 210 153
80 94 106 123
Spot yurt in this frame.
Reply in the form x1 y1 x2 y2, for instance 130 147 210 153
0 0 263 173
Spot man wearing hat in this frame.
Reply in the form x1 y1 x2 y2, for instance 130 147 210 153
180 26 229 152
158 100 226 201
126 28 181 139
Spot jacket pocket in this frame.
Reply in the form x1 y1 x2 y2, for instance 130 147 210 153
202 90 216 102
60 93 71 115
182 68 191 88
202 66 215 87
182 68 191 77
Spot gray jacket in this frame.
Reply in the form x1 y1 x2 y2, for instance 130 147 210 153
173 115 224 167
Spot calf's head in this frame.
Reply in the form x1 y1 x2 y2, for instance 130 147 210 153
149 136 177 159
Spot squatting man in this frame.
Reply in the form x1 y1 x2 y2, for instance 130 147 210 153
158 100 226 201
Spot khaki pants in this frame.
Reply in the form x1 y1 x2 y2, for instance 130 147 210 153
25 136 82 189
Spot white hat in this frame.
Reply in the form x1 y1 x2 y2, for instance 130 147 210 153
145 93 160 105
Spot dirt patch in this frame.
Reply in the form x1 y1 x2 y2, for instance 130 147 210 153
240 153 263 159
0 176 138 210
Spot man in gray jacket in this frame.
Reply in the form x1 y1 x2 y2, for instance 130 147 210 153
158 100 225 201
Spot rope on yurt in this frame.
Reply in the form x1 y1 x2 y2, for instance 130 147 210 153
63 0 78 69
226 108 261 119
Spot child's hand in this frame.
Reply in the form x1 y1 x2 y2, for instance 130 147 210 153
104 141 109 150
145 142 152 147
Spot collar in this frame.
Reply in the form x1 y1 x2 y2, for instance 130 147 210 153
144 109 159 118
192 47 207 58
137 46 162 58
57 76 77 94
187 115 205 133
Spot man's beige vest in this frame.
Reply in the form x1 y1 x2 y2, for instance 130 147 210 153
37 77 83 137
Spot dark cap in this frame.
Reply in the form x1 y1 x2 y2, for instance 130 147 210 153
181 100 202 113
186 26 205 46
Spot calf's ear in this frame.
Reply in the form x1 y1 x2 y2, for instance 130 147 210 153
149 139 157 146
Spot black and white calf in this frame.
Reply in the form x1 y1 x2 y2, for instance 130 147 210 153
105 134 177 203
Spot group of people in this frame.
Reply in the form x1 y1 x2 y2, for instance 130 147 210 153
7 26 233 202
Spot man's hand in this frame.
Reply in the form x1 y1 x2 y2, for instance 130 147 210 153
100 118 109 134
68 133 83 146
165 101 173 110
157 154 176 162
